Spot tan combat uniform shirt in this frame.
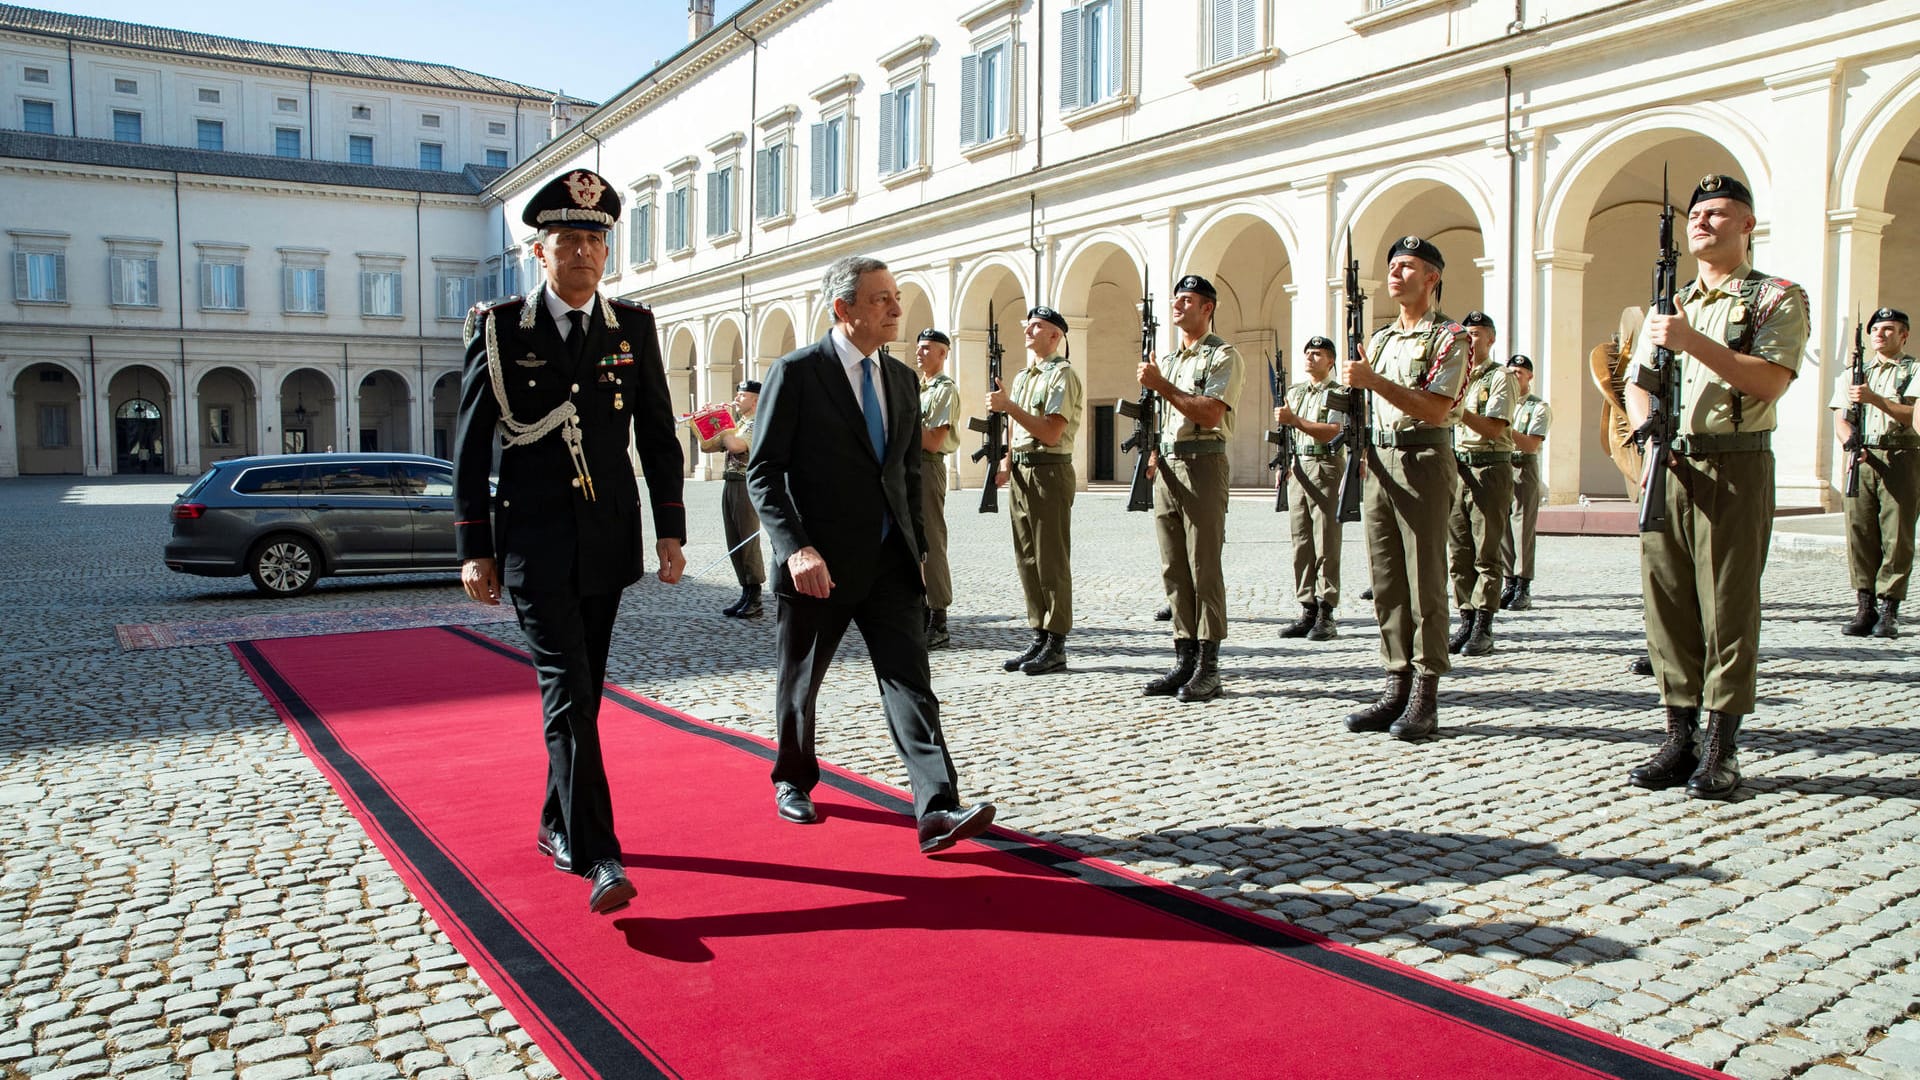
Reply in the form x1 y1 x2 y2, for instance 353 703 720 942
1009 354 1083 456
1156 333 1245 453
1512 394 1553 451
1625 263 1811 435
1286 377 1344 456
1366 311 1472 436
920 373 962 454
1455 360 1520 452
1827 352 1919 444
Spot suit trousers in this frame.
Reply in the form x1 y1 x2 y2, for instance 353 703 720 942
722 477 766 587
1288 453 1344 606
1365 444 1460 677
1449 459 1515 610
1011 459 1076 635
511 586 622 873
1641 450 1773 715
1503 456 1543 580
769 538 960 819
1845 448 1919 601
1153 453 1231 641
920 453 952 610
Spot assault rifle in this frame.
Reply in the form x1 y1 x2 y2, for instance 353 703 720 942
1844 316 1866 498
1629 168 1679 533
1264 343 1291 511
1118 272 1160 513
966 301 1008 513
1333 234 1369 524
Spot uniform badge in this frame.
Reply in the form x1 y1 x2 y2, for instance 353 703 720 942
565 170 607 208
1729 303 1748 324
619 341 630 353
1699 174 1722 192
599 371 617 384
516 353 545 368
614 394 624 411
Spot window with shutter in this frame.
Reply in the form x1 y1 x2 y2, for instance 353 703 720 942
13 251 65 302
810 122 830 200
877 91 896 177
959 54 980 146
1060 7 1082 112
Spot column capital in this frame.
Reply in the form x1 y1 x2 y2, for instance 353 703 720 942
1533 249 1595 272
1827 207 1896 234
1764 61 1839 100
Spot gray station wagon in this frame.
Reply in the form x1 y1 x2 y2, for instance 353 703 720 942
165 453 464 596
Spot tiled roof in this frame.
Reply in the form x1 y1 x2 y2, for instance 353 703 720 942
0 3 592 104
0 130 499 195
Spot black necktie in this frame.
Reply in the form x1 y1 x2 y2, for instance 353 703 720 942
567 310 587 364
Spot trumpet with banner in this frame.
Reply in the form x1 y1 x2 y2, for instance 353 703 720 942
677 403 739 443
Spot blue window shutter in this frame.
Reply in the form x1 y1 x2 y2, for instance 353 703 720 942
705 169 721 235
877 91 897 176
754 147 773 217
810 122 829 199
315 268 325 312
1060 6 1082 112
959 54 980 146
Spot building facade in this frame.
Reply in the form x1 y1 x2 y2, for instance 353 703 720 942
0 4 580 476
488 0 1920 508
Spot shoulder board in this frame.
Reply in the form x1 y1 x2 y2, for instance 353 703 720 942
472 295 522 316
1443 323 1465 337
609 297 651 313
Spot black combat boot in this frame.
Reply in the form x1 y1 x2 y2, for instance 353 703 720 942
722 590 746 616
1628 705 1700 790
1306 601 1338 641
1499 576 1519 610
1360 587 1373 601
1843 589 1878 636
926 609 951 649
1004 630 1048 672
1279 603 1316 639
1021 633 1068 675
1686 711 1743 800
1143 639 1198 697
1628 654 1654 676
1154 604 1172 621
726 584 763 618
1345 671 1412 733
1463 608 1494 657
1447 608 1476 654
1177 641 1222 702
1389 673 1440 741
1873 597 1901 639
1509 579 1532 611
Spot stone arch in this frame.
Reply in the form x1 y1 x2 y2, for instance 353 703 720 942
279 367 338 454
106 363 175 475
1338 160 1500 284
356 368 414 453
1053 228 1151 308
196 365 259 461
755 303 800 369
707 316 746 403
896 276 937 353
1052 236 1144 485
430 370 462 459
949 258 1031 489
665 324 700 476
13 362 86 475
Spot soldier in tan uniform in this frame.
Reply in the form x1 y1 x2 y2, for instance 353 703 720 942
916 329 961 648
1273 336 1347 642
988 306 1083 675
1341 236 1471 741
1138 275 1244 702
700 380 765 618
1831 306 1917 639
1500 356 1551 611
1446 311 1520 657
1624 174 1810 801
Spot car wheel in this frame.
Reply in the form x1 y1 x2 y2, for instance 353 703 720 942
249 534 321 596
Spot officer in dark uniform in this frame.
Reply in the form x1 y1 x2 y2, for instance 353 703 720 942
453 168 687 915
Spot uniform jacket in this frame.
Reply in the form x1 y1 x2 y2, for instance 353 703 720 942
747 332 927 601
452 287 686 596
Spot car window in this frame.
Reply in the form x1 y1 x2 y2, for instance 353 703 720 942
317 463 399 495
397 463 454 498
233 464 310 495
180 469 218 499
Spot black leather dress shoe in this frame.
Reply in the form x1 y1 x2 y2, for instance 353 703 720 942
586 859 635 915
535 825 573 873
774 781 817 824
918 802 997 854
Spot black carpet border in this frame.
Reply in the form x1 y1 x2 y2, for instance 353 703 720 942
233 638 678 1080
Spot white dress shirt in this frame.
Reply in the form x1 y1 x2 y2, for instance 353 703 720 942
543 285 594 341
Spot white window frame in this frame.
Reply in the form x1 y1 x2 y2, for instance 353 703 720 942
357 254 405 319
487 120 508 136
196 242 248 312
877 38 934 187
38 404 70 449
196 87 220 104
113 77 138 95
485 148 509 168
1060 0 1140 126
433 259 478 321
754 106 798 229
22 99 56 134
207 405 234 446
351 104 372 121
24 66 50 84
348 134 374 165
665 156 697 257
10 229 69 305
629 176 659 269
1190 0 1278 85
106 237 162 308
421 112 442 129
809 74 858 209
418 141 443 171
195 118 224 151
275 96 299 113
1349 0 1450 32
706 132 743 246
279 247 328 316
274 126 302 158
112 109 142 143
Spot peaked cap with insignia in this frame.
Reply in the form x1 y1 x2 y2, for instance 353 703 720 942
523 168 621 232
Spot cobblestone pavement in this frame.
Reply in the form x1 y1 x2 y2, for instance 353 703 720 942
1 474 1915 1080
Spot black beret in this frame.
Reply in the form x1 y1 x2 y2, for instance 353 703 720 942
1506 355 1533 372
738 380 762 394
1027 306 1068 334
1868 307 1910 331
1387 235 1444 271
917 328 952 346
522 168 621 232
1689 173 1754 212
1303 336 1336 352
1174 274 1217 302
1461 311 1495 330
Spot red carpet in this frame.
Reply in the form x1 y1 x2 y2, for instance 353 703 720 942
234 627 1724 1080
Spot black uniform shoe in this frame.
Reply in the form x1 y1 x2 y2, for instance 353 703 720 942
926 608 951 649
1346 671 1412 732
535 825 572 873
1448 608 1476 654
1279 603 1316 638
1388 673 1440 741
1843 589 1878 636
586 859 635 914
1306 601 1338 641
1508 579 1532 611
1627 654 1654 676
1360 587 1374 601
1686 711 1743 800
1004 630 1049 672
1462 608 1494 657
1176 640 1222 702
1873 597 1901 639
725 584 763 618
1499 576 1519 610
1153 604 1172 621
1628 705 1700 790
1143 639 1198 696
1021 633 1068 675
773 781 817 824
918 803 997 854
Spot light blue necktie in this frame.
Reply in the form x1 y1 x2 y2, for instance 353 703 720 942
859 357 886 460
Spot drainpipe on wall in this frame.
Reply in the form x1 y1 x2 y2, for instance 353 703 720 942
734 14 759 261
172 172 185 329
306 71 316 159
64 38 76 135
87 334 98 474
1029 192 1042 302
178 339 189 474
1504 65 1519 339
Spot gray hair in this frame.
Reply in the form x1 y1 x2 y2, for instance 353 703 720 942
822 255 889 312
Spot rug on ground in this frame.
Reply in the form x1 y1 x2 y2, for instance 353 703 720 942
118 602 514 650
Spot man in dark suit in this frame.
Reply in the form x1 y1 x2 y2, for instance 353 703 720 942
453 168 687 915
747 254 996 854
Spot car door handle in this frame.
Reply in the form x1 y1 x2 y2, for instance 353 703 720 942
309 502 333 511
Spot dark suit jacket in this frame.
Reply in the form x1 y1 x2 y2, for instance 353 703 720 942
748 332 926 601
452 288 685 597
